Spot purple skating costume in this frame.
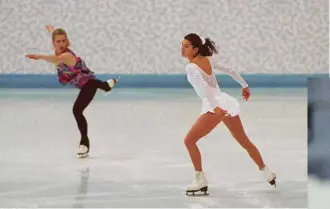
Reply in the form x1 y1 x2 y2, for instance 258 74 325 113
56 49 96 89
52 48 113 157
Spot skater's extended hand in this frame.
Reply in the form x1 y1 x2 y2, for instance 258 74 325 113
214 107 228 118
45 25 55 33
26 54 41 60
242 87 251 101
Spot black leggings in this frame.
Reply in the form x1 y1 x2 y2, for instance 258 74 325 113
73 79 111 148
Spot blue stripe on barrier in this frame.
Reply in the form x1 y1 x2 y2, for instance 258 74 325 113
0 74 327 88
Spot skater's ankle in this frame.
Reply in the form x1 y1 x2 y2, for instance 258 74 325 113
259 164 266 170
80 136 90 148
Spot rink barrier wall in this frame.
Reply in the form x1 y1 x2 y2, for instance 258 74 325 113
0 74 327 88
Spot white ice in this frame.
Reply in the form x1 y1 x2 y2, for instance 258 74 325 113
308 177 330 209
0 88 307 208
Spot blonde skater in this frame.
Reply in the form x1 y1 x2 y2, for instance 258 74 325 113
26 25 119 158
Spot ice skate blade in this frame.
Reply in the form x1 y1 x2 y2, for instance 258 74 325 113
77 153 89 159
269 177 276 187
186 186 209 196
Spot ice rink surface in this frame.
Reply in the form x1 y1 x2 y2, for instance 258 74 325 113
0 88 307 208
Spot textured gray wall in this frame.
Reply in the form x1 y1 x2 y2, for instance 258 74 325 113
0 0 328 74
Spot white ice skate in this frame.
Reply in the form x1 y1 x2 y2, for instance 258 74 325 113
104 77 120 96
261 166 276 187
186 171 209 195
77 145 89 158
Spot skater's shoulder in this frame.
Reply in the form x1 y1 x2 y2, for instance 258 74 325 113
56 50 77 67
186 57 214 76
57 52 75 61
185 62 199 72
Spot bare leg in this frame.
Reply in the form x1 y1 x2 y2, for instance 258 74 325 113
223 115 265 169
184 112 222 171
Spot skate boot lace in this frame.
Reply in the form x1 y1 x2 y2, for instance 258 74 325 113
194 172 201 184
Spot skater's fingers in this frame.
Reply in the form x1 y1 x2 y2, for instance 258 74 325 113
45 25 55 33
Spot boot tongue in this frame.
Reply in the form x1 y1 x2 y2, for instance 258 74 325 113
195 171 201 179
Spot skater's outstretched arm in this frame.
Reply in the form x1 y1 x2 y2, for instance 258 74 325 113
25 25 76 66
25 52 76 66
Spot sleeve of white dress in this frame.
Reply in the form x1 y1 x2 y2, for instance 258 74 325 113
214 62 249 88
186 66 219 109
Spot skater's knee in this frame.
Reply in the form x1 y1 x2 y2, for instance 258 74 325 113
72 106 83 117
184 136 197 147
231 129 247 140
184 138 190 147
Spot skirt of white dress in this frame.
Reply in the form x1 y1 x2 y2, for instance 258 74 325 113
201 92 240 117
